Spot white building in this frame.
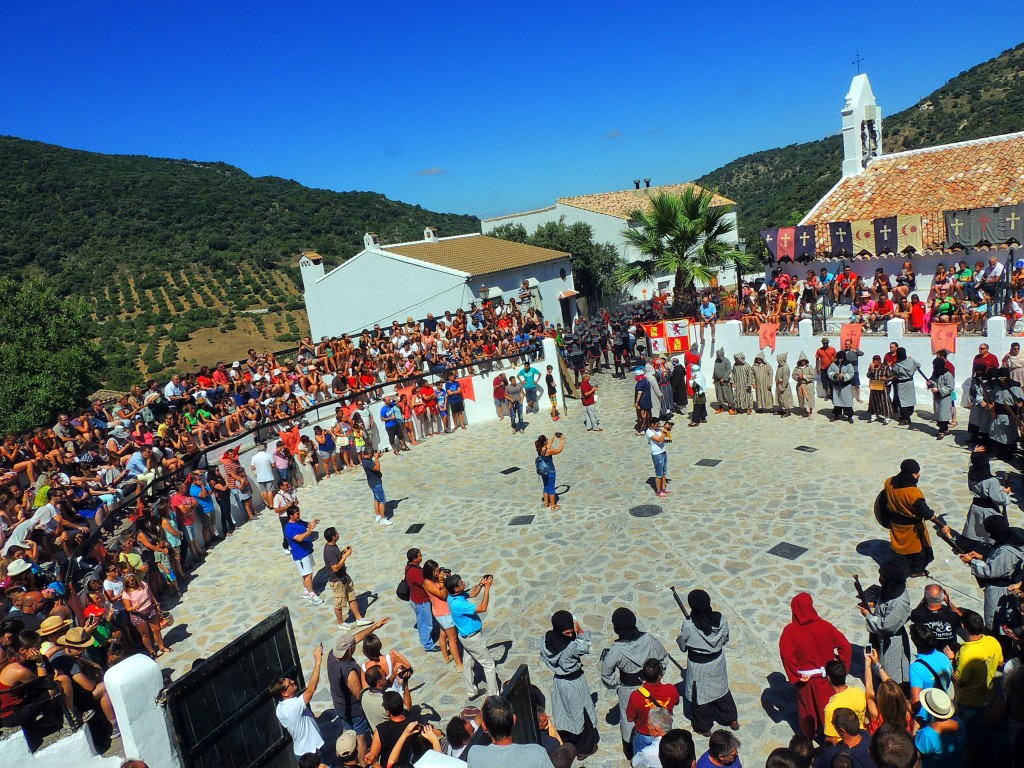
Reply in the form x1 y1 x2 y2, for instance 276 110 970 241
798 72 1024 296
299 229 577 339
481 181 741 295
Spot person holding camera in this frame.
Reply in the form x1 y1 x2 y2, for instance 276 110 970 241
360 447 392 526
284 505 324 605
535 434 565 510
446 572 500 700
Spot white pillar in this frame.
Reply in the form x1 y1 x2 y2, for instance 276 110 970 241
887 317 906 340
798 318 814 338
105 655 180 768
986 315 1008 340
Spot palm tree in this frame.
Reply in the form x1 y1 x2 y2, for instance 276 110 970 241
616 187 758 315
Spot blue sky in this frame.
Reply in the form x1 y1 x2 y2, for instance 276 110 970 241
2 3 1022 220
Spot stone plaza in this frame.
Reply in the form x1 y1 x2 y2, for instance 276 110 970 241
157 365 1000 767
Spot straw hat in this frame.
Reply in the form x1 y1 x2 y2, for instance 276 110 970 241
7 560 32 577
57 626 94 649
919 688 955 719
38 616 72 637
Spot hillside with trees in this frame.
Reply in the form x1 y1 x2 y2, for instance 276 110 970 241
0 136 479 387
697 42 1024 253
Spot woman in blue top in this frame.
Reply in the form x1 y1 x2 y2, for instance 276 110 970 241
535 433 566 510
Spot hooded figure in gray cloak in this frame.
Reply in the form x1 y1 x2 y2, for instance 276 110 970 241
775 352 794 416
752 351 775 413
712 348 734 413
600 607 669 758
731 352 753 413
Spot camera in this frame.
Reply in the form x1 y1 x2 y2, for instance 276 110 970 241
399 666 414 679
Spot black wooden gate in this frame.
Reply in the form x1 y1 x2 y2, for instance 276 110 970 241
164 608 302 768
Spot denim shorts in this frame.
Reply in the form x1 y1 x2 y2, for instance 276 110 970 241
370 483 386 503
652 452 667 478
338 711 372 736
436 613 455 630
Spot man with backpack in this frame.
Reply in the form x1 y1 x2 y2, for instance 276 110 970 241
402 548 440 653
625 658 680 757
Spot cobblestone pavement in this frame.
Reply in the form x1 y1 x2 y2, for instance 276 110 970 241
158 362 1015 766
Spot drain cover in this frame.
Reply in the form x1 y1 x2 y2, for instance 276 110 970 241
405 524 424 534
768 542 808 560
500 467 521 475
629 505 664 518
695 458 722 467
509 515 535 526
795 446 817 453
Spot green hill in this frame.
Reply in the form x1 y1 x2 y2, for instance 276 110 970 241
0 137 479 386
697 42 1024 251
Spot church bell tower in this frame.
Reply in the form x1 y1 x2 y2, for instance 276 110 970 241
841 74 883 178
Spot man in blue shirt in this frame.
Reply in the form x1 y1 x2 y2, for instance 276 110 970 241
284 506 324 604
445 573 498 700
125 446 156 496
189 471 219 543
699 295 717 347
908 624 953 703
380 396 406 454
444 373 467 430
519 363 542 414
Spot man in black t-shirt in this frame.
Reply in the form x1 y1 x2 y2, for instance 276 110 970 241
327 623 387 763
909 584 963 652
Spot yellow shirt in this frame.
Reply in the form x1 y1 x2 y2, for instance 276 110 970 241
954 635 1003 707
823 685 867 739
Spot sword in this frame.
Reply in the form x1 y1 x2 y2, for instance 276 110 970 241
669 586 691 619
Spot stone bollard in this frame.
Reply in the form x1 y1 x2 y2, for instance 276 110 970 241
104 655 180 768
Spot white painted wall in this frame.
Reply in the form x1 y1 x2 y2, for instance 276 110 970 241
482 201 741 295
690 318 1012 402
304 250 471 339
477 260 576 326
106 655 180 768
0 728 122 768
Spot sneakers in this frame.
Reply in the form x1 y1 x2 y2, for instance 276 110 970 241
378 518 394 526
656 492 669 498
309 595 325 605
354 618 374 627
302 588 311 598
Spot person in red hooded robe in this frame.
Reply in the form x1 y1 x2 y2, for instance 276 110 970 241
779 592 852 740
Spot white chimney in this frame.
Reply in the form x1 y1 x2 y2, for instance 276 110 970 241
363 232 380 249
841 74 883 178
424 226 439 242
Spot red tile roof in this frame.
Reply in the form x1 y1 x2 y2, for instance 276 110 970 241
803 132 1024 254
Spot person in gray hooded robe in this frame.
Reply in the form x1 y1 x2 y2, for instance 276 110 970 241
959 451 1009 547
712 348 734 414
731 352 753 414
891 347 922 425
644 364 664 421
792 352 816 418
861 559 912 684
775 352 794 417
751 351 775 413
676 590 738 737
927 356 955 438
959 517 1024 630
828 350 856 422
539 610 599 757
600 607 669 760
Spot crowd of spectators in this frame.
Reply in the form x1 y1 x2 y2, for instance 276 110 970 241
738 255 1023 336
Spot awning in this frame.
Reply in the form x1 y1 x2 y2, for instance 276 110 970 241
558 290 580 300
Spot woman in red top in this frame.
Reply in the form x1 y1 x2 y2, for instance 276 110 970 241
492 373 508 420
909 294 926 332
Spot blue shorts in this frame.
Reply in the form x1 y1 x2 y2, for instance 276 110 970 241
436 613 455 630
370 483 386 503
338 711 371 737
652 452 667 478
543 471 556 495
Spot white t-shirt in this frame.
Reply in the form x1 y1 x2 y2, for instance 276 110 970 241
645 428 666 456
632 737 663 767
276 696 324 756
30 504 59 534
103 578 125 600
251 451 276 483
273 490 297 515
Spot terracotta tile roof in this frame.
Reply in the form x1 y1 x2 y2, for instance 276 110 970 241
557 183 735 219
803 132 1024 254
383 234 568 276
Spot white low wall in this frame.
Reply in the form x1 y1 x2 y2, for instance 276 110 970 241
0 727 121 768
690 318 1012 401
